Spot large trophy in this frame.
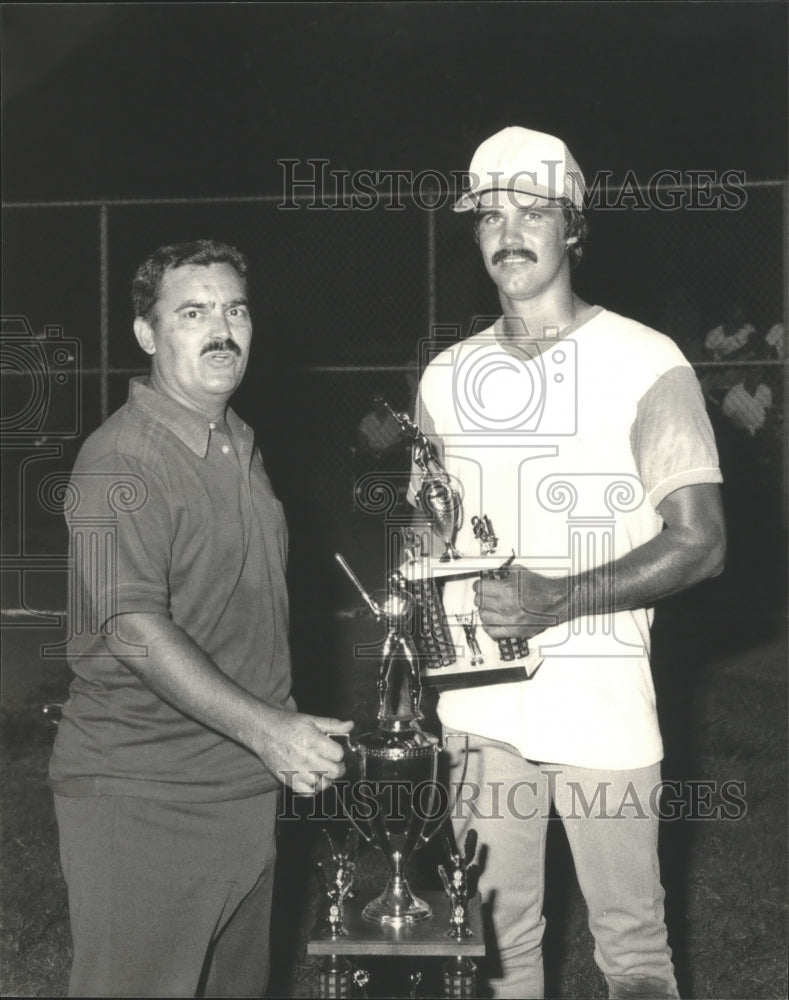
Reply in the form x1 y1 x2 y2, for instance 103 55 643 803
334 555 463 926
378 398 535 686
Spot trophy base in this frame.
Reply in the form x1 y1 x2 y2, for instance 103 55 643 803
362 877 432 926
422 664 529 689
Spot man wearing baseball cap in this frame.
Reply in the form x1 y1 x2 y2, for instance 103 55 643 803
409 127 725 997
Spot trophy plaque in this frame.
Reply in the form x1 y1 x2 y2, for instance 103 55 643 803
398 534 542 689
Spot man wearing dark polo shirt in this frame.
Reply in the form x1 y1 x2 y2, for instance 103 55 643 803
49 240 353 998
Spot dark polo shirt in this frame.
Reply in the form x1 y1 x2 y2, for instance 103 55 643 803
50 377 294 801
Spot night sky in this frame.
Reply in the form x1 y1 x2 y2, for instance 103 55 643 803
3 3 787 203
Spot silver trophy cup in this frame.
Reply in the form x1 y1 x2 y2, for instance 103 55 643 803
334 556 465 925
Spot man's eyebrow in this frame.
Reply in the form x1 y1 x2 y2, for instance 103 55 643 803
173 297 249 311
175 299 210 311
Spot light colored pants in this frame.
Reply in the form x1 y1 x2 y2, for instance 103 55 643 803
54 791 278 998
447 731 680 999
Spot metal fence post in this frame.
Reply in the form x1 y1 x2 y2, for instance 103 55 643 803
100 203 109 425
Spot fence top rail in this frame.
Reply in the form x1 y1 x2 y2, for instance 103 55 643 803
3 178 787 210
0 361 783 378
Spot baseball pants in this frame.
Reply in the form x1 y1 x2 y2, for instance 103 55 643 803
447 731 680 999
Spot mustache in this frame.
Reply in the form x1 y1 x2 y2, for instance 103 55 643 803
492 248 538 266
200 338 242 357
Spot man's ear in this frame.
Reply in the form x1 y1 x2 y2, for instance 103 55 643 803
133 317 156 356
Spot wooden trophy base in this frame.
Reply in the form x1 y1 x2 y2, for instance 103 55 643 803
308 891 484 997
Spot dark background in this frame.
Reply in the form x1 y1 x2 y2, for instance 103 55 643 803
1 5 788 998
3 3 786 200
2 0 787 661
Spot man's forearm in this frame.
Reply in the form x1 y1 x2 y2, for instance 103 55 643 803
104 611 353 795
477 482 727 639
104 612 281 757
565 521 726 623
566 482 727 622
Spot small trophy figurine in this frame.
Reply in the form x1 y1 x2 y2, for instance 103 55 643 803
315 829 359 939
352 968 370 998
335 554 423 727
440 829 480 997
378 398 462 562
377 570 424 725
438 828 479 941
402 525 420 565
471 514 498 555
453 612 484 666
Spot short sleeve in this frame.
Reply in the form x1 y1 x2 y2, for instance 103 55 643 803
630 366 723 509
68 452 173 631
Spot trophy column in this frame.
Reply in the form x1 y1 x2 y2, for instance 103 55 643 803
316 954 356 998
441 956 477 998
308 891 484 998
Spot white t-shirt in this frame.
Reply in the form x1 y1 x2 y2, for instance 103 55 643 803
410 307 722 769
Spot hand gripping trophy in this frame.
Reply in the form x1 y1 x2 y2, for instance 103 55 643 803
334 554 466 927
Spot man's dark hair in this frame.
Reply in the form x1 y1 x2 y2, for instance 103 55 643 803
132 240 249 323
473 199 589 269
561 202 589 269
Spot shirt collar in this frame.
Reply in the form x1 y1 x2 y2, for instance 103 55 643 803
127 377 253 460
494 303 603 351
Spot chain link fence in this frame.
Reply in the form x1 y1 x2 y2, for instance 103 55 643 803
2 183 786 623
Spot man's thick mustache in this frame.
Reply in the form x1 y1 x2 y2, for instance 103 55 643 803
492 248 538 265
200 338 242 356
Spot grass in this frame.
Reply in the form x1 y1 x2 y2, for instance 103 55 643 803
1 711 71 997
1 600 787 998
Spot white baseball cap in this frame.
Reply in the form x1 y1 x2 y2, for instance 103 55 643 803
453 126 586 212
